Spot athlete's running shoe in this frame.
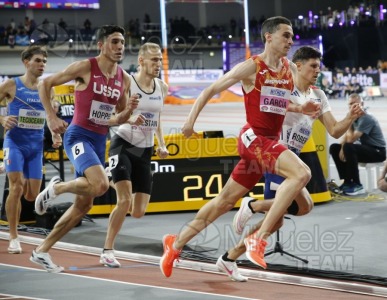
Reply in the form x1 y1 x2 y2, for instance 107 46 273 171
35 176 61 215
8 238 22 254
30 250 64 273
100 250 121 268
216 256 248 282
244 235 267 269
233 197 255 235
160 234 181 278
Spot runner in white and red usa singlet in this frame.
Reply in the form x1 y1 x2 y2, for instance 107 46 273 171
71 57 124 135
31 25 139 273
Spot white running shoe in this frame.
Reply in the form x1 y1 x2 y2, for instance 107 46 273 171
100 250 121 268
233 197 255 235
8 238 22 254
35 176 61 215
30 250 64 273
216 256 248 282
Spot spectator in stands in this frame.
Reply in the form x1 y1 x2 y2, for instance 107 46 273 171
58 18 67 30
24 17 30 34
377 161 387 192
329 93 386 195
322 76 342 99
344 79 363 97
143 14 151 31
238 18 244 37
9 18 16 30
230 18 236 37
6 26 16 48
365 65 378 74
84 18 92 31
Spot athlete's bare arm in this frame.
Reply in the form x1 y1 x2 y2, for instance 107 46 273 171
319 103 363 139
182 58 256 138
155 80 169 159
0 79 15 105
0 79 18 130
38 59 91 134
108 70 139 126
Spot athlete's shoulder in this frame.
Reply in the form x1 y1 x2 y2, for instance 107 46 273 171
155 77 168 88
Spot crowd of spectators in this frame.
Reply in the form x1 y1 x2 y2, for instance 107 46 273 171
1 1 386 47
294 1 387 31
316 64 385 99
0 16 96 47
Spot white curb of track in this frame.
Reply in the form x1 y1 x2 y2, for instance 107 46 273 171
1 231 386 298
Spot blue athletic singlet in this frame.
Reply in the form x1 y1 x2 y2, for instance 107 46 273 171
3 77 45 179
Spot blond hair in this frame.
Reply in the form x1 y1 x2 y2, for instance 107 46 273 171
138 42 161 58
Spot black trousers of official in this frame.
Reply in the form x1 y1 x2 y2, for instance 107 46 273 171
329 143 386 184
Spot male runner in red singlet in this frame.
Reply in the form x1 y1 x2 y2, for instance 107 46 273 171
29 25 139 273
160 16 321 278
218 46 364 282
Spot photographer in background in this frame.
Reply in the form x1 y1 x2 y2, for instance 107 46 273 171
329 93 386 195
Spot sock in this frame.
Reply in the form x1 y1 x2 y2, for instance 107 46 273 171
222 252 235 262
247 200 256 214
103 248 113 252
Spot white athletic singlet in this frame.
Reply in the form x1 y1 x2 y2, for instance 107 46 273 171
281 86 331 155
115 75 164 147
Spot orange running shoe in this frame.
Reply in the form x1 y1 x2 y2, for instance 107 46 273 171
244 235 268 269
160 234 181 277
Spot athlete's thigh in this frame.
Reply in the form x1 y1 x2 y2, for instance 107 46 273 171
64 127 105 177
3 139 25 173
131 148 152 194
275 149 309 179
108 136 132 183
24 146 43 180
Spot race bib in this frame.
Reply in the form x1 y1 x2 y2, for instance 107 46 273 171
108 154 119 171
140 111 158 130
17 109 45 129
287 122 312 151
241 128 257 148
71 142 85 160
88 100 115 126
260 86 289 115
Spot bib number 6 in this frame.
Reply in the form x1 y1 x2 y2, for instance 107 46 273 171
71 142 85 159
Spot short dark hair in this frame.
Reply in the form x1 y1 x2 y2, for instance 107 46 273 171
21 45 48 61
292 46 322 63
261 16 292 43
96 25 125 42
